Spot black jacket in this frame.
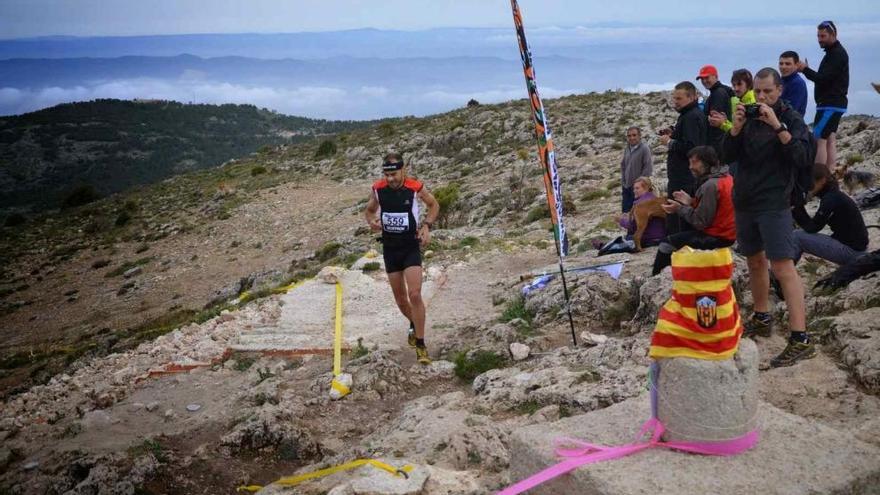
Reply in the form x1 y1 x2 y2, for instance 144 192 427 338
667 101 706 193
792 186 868 251
721 101 811 212
803 40 849 108
705 81 734 153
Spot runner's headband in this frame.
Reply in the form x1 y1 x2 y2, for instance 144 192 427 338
382 161 404 171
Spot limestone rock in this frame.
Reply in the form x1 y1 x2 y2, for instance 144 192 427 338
363 393 510 473
349 460 429 494
508 395 880 495
220 405 320 460
330 373 353 400
655 339 759 442
827 307 880 394
509 343 530 361
318 266 345 284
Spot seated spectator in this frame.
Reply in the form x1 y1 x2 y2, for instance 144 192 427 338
652 146 736 275
619 176 666 247
792 162 869 265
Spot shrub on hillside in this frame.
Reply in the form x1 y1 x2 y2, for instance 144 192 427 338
315 241 342 262
4 213 26 227
525 204 549 223
434 182 461 229
251 165 267 176
315 140 337 158
62 184 100 209
114 210 132 227
454 350 506 382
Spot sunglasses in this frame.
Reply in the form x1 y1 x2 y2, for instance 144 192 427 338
818 21 837 34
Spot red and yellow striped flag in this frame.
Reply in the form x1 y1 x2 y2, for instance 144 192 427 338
649 247 743 360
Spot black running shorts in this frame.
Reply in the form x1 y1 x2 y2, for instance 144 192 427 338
383 245 422 273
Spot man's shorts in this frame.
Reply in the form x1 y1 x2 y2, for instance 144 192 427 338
813 107 846 139
383 245 422 273
734 208 797 260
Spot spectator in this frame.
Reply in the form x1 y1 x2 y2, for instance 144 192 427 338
651 146 736 275
710 69 756 133
697 64 735 154
779 51 808 116
620 126 653 213
619 176 665 247
798 20 849 171
659 81 707 235
722 67 815 368
792 162 868 265
708 69 756 177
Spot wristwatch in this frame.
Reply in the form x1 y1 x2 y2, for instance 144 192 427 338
775 123 789 134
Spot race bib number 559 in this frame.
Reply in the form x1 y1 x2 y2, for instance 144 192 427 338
382 212 410 233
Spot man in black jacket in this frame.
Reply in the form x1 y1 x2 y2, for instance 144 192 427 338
722 67 815 368
798 20 849 171
697 64 734 154
659 81 707 235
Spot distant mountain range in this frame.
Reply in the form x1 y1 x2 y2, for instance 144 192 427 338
0 99 377 212
1 26 879 120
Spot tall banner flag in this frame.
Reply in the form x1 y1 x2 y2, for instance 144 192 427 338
511 0 569 257
511 0 578 347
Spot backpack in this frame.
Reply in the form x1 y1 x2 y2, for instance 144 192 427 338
783 104 817 207
855 187 880 210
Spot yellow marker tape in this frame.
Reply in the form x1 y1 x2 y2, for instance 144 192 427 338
237 458 414 492
333 281 343 377
331 378 350 396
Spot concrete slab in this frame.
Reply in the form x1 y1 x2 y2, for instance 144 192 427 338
229 269 440 353
509 395 880 495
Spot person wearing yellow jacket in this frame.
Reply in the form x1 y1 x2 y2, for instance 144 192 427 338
709 69 756 176
709 69 757 133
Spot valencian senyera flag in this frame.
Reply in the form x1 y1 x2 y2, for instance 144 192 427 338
511 0 569 256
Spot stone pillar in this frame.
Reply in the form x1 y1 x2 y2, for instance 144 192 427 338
655 338 759 442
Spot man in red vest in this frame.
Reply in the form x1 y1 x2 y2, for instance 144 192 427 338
651 145 736 275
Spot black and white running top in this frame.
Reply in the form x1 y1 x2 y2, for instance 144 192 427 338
373 178 423 249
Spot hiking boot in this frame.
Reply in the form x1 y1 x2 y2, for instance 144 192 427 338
407 329 417 348
742 313 772 338
415 344 431 365
770 339 817 368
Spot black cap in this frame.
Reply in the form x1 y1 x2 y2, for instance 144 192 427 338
382 161 404 171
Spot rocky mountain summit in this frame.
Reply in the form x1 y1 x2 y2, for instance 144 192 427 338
1 91 879 493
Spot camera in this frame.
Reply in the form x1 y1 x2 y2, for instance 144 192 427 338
744 104 762 119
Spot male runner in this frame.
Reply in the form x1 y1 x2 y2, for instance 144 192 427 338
364 152 440 364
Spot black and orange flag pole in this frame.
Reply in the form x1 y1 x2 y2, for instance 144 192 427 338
510 0 577 347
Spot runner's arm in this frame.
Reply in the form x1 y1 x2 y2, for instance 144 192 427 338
418 188 440 227
364 192 382 231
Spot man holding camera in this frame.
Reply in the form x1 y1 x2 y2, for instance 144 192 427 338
722 67 815 368
659 81 707 235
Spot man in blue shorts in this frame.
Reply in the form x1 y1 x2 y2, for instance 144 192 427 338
364 153 439 364
798 20 849 171
722 68 815 368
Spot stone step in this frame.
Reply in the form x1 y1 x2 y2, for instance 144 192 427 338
508 395 880 495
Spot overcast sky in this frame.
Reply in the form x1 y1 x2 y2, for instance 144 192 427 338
1 0 878 38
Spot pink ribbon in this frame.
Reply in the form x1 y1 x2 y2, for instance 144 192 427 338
497 418 759 495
